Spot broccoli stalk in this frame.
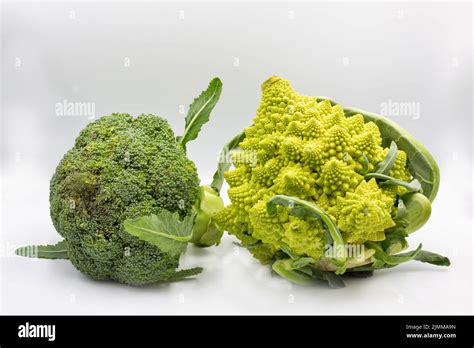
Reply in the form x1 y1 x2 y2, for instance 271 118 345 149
190 185 225 247
174 77 226 247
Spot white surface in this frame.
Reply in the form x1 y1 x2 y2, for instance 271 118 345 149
1 156 471 315
1 1 472 314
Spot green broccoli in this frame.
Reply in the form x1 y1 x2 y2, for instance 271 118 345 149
212 76 450 288
16 78 225 286
49 113 200 285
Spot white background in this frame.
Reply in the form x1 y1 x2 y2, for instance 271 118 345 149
1 1 472 314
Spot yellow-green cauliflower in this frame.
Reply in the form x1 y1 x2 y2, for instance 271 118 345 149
214 76 412 263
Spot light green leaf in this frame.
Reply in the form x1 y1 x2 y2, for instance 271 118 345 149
280 245 300 260
382 228 409 255
350 249 450 271
178 77 222 149
365 172 422 193
367 241 422 266
123 209 194 256
372 259 387 269
267 195 347 266
394 198 409 227
15 240 68 259
272 259 313 285
273 257 345 288
311 270 346 289
169 267 204 281
400 192 432 234
350 263 396 272
413 250 451 266
376 141 398 175
361 152 370 175
210 130 246 192
291 257 317 269
297 266 314 276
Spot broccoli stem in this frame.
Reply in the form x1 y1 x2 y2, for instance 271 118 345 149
191 185 225 246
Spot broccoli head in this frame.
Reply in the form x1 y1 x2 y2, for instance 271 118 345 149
49 113 200 285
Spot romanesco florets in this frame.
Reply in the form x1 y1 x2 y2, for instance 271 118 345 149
214 76 413 264
329 178 396 244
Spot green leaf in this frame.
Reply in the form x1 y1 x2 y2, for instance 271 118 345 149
376 141 398 175
297 266 314 276
350 264 396 272
280 245 300 260
393 198 409 227
210 130 246 193
350 248 450 271
291 257 317 269
267 195 347 266
311 270 346 289
272 259 313 285
15 240 68 259
178 77 222 150
372 259 387 269
361 152 370 175
273 257 345 288
123 209 194 256
346 270 374 278
367 241 422 266
382 228 408 255
365 173 422 193
413 250 451 266
399 192 432 234
169 267 203 281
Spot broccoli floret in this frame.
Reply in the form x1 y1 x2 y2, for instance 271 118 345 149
49 113 200 285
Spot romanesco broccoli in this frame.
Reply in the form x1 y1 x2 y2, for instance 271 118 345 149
213 76 448 287
215 77 402 261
